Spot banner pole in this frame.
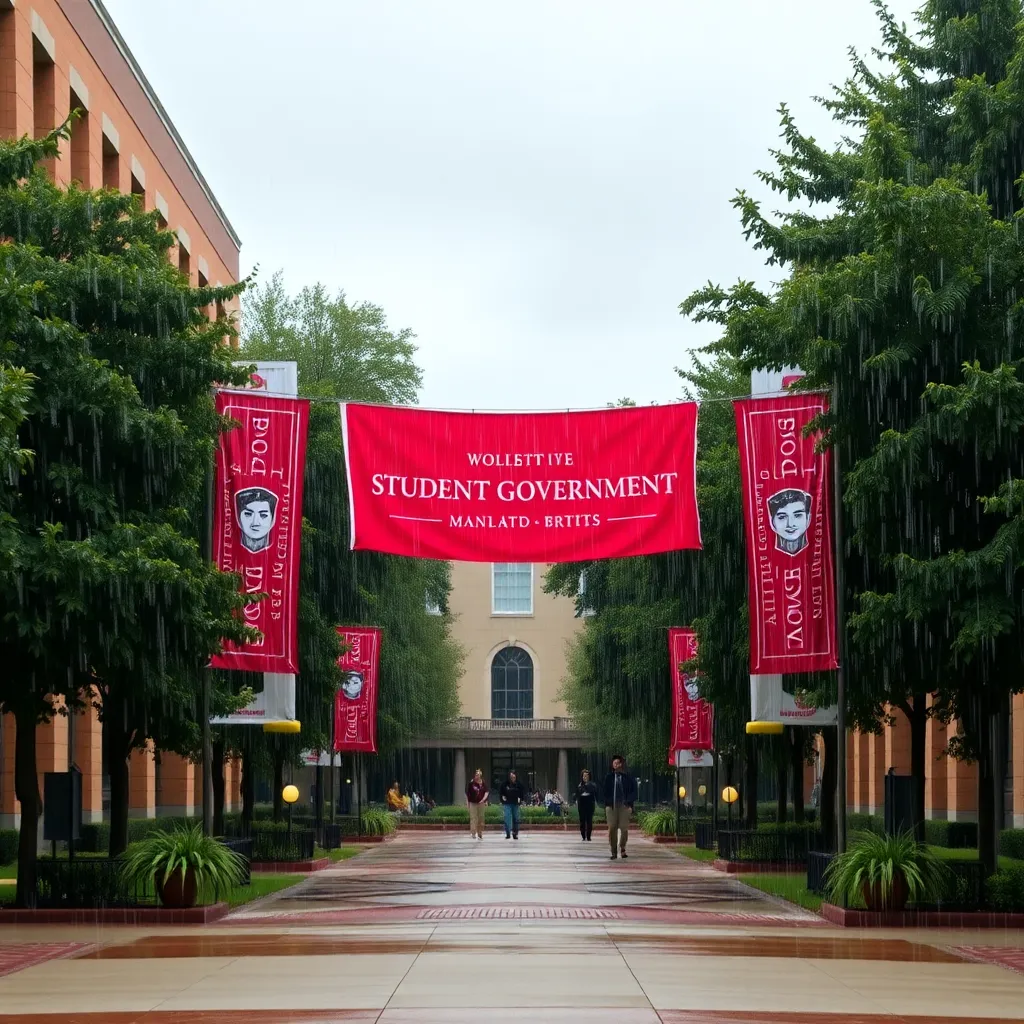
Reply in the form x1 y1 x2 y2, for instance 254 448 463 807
833 380 848 856
329 697 336 825
356 754 362 835
202 404 215 839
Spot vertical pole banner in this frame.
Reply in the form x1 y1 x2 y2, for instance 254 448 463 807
668 627 714 758
211 390 310 674
333 627 382 754
734 394 838 674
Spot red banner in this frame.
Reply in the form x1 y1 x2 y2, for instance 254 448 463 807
341 403 701 562
211 391 309 673
669 628 713 755
734 394 838 674
333 626 382 753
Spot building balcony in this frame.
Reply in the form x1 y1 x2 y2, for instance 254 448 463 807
418 717 589 749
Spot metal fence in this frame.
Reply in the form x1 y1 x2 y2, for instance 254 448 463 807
220 838 253 885
806 851 835 895
717 828 826 863
249 827 316 862
35 857 154 909
694 822 717 850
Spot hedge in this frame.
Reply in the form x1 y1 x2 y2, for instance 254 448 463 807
0 829 17 864
924 819 978 849
986 865 1024 912
79 816 197 853
999 828 1024 861
847 813 884 835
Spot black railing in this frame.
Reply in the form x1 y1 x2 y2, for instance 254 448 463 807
931 861 986 911
807 851 835 895
717 828 825 863
250 827 316 862
220 838 253 885
694 822 717 850
35 857 153 909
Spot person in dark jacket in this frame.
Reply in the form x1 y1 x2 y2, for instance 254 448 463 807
602 755 638 859
575 769 599 841
499 770 525 839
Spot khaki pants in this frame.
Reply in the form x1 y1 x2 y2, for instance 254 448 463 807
468 801 485 836
606 804 631 854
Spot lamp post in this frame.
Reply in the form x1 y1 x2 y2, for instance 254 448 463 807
282 784 299 844
722 785 739 831
698 783 707 815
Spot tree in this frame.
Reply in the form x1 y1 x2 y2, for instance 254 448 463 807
681 0 1024 872
235 274 461 808
0 126 252 894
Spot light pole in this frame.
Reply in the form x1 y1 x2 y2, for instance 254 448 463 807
722 785 739 831
282 784 299 844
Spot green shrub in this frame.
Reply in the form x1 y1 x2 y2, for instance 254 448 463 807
0 829 17 864
998 828 1024 861
924 820 978 849
757 821 821 838
638 808 676 836
846 813 883 835
78 816 200 854
985 866 1024 912
361 809 398 836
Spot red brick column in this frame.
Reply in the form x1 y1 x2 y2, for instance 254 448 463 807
0 714 18 830
128 742 156 819
73 700 104 824
156 753 194 819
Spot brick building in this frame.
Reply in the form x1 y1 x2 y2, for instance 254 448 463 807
0 0 241 832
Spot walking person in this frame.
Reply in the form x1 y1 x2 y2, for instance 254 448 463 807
575 769 599 841
466 768 488 840
602 755 637 860
499 770 525 840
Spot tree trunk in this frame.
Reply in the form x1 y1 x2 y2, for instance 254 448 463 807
241 750 255 837
790 729 805 824
272 751 284 822
211 739 225 837
821 728 837 851
908 693 927 843
776 755 788 824
102 695 132 858
13 708 40 909
744 735 758 830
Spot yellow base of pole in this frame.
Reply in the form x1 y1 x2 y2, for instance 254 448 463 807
263 720 302 734
745 721 783 735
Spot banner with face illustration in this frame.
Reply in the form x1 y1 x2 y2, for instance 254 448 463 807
333 626 382 754
211 390 310 674
734 394 838 674
668 627 714 757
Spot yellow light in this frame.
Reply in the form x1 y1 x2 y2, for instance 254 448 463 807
264 720 302 734
746 721 784 735
722 785 739 804
282 784 300 805
698 785 707 797
677 785 686 799
345 778 352 784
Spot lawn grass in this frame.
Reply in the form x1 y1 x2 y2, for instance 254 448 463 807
0 862 16 880
929 846 1024 871
222 873 299 907
327 846 362 862
675 846 716 862
739 872 823 912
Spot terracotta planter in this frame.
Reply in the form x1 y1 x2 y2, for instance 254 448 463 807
157 868 198 909
861 870 908 912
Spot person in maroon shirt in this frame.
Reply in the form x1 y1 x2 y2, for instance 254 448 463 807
466 769 489 839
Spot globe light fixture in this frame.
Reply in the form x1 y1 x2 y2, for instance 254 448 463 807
678 785 686 800
282 785 300 805
722 785 739 804
697 784 707 797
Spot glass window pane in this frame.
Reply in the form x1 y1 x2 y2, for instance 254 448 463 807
490 646 533 720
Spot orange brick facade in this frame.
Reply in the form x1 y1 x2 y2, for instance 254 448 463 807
0 0 241 834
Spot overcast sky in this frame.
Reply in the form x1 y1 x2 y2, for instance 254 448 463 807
105 0 919 409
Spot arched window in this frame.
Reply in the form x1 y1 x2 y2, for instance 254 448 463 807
491 647 534 720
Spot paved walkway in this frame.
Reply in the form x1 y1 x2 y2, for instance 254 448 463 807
0 831 1023 1021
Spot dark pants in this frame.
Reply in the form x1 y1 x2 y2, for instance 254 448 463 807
578 801 595 840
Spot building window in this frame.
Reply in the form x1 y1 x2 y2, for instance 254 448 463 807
425 593 442 616
492 563 532 615
69 89 89 185
490 749 534 796
491 646 534 720
102 135 119 190
32 33 55 145
578 569 595 618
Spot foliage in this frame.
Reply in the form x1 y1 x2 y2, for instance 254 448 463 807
999 829 1024 861
985 866 1024 912
680 0 1024 868
120 824 247 902
824 831 951 909
360 809 399 836
740 873 823 913
0 829 17 865
923 820 978 849
638 808 677 836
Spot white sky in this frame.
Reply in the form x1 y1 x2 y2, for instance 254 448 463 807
105 0 919 409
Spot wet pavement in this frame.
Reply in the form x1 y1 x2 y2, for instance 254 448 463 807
0 831 1023 1021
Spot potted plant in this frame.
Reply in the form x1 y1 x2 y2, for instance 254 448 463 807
120 824 247 909
824 830 950 912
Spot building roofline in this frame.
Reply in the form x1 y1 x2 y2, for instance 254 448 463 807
88 0 241 251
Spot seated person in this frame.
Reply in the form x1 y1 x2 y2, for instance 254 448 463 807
386 781 407 814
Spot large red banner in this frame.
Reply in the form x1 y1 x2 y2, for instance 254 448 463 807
341 403 701 562
211 391 309 673
734 394 838 674
669 627 713 755
333 626 382 753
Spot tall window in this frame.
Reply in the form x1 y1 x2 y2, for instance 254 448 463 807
492 563 532 615
491 646 534 720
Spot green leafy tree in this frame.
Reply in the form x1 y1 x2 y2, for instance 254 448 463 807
235 274 461 815
0 127 252 894
682 0 1024 872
